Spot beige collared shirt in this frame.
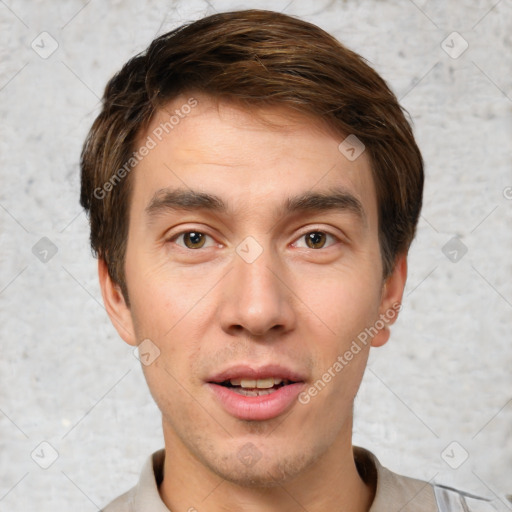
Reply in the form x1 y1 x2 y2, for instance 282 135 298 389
102 446 501 511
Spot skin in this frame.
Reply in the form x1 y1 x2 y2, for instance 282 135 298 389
99 93 407 512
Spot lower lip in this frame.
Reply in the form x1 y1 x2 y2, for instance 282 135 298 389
207 383 305 421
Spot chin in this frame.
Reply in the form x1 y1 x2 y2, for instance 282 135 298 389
202 447 317 489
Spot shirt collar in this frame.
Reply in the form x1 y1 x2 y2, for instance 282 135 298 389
354 446 436 511
132 449 169 512
131 446 436 512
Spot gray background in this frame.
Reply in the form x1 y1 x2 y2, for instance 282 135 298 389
1 0 511 510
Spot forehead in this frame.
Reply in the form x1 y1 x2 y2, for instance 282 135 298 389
131 93 377 224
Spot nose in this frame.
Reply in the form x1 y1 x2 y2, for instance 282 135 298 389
218 242 297 338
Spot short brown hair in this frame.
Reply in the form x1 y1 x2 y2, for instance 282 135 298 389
80 9 423 304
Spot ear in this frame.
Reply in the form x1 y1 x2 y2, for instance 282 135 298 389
97 257 137 346
371 253 408 348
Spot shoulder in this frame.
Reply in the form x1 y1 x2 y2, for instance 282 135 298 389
100 449 166 512
100 487 136 512
432 483 505 512
354 446 506 512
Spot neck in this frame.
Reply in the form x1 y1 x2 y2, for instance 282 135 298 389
159 424 375 512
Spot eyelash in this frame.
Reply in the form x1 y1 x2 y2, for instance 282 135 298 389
168 228 341 250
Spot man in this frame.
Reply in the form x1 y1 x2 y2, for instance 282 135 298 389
80 9 500 512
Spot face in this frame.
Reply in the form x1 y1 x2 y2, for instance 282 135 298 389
100 93 406 487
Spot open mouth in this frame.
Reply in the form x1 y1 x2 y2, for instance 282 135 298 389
217 377 295 397
207 367 306 420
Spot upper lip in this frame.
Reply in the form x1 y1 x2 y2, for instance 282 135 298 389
207 364 307 383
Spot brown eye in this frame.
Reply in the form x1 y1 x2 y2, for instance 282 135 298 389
182 232 206 249
305 232 327 249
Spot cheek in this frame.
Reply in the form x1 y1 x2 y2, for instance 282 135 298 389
126 254 211 338
298 265 383 342
125 276 199 398
135 313 202 424
293 266 382 408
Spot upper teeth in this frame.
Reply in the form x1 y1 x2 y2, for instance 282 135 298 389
230 378 284 389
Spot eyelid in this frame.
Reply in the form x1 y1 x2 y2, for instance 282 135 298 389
292 225 345 244
165 223 217 240
166 228 219 249
291 232 339 250
165 224 346 249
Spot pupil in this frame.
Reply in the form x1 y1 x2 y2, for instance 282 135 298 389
185 232 204 248
307 232 325 249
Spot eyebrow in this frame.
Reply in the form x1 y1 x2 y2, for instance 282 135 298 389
145 186 366 225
